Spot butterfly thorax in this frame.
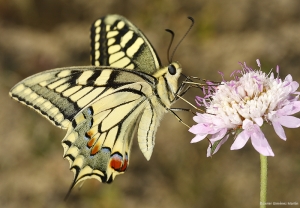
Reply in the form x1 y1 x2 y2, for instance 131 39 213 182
153 62 182 109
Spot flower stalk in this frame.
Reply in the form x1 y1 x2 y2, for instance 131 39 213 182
260 154 267 208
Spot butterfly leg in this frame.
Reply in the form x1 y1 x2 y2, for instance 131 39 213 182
175 94 204 113
171 107 196 116
176 83 191 97
176 75 195 97
168 108 194 128
175 80 204 113
170 108 213 148
172 85 203 113
177 74 208 96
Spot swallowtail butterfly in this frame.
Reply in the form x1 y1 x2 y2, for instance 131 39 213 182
9 14 191 194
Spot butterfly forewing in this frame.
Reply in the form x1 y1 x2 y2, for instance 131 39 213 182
90 14 161 73
9 66 156 129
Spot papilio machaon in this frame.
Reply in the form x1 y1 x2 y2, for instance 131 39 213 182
9 14 190 194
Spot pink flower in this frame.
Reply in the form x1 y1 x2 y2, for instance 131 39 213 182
189 60 300 156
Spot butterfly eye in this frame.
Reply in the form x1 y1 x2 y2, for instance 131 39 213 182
168 64 176 75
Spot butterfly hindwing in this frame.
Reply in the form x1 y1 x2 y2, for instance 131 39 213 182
62 81 162 186
90 14 161 73
9 65 167 185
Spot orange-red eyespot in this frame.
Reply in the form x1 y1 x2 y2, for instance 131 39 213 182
119 154 128 172
110 153 128 172
110 154 122 171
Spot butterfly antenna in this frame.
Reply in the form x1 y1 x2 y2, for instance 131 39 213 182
165 29 175 63
170 16 194 62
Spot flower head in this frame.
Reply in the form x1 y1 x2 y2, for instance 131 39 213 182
189 60 300 156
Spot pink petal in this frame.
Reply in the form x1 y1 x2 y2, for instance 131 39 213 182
284 74 293 82
193 113 212 123
193 115 203 123
288 101 300 114
189 123 218 135
272 121 287 141
256 59 261 67
290 81 299 92
280 104 294 114
278 116 300 128
191 134 207 143
189 123 210 134
242 119 253 129
254 117 263 126
210 128 227 142
230 130 250 150
189 124 202 134
207 135 229 157
251 134 274 156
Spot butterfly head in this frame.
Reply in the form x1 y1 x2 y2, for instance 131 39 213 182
166 61 182 81
153 61 181 79
153 62 182 106
166 62 182 96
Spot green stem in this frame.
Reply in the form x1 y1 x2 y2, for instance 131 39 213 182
260 154 267 208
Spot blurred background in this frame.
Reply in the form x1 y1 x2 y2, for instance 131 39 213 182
1 0 300 207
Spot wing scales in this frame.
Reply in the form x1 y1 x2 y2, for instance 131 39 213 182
62 83 155 186
9 14 182 193
9 66 156 129
138 104 157 160
90 14 161 74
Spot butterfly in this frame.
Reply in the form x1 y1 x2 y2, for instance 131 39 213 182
9 14 193 194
